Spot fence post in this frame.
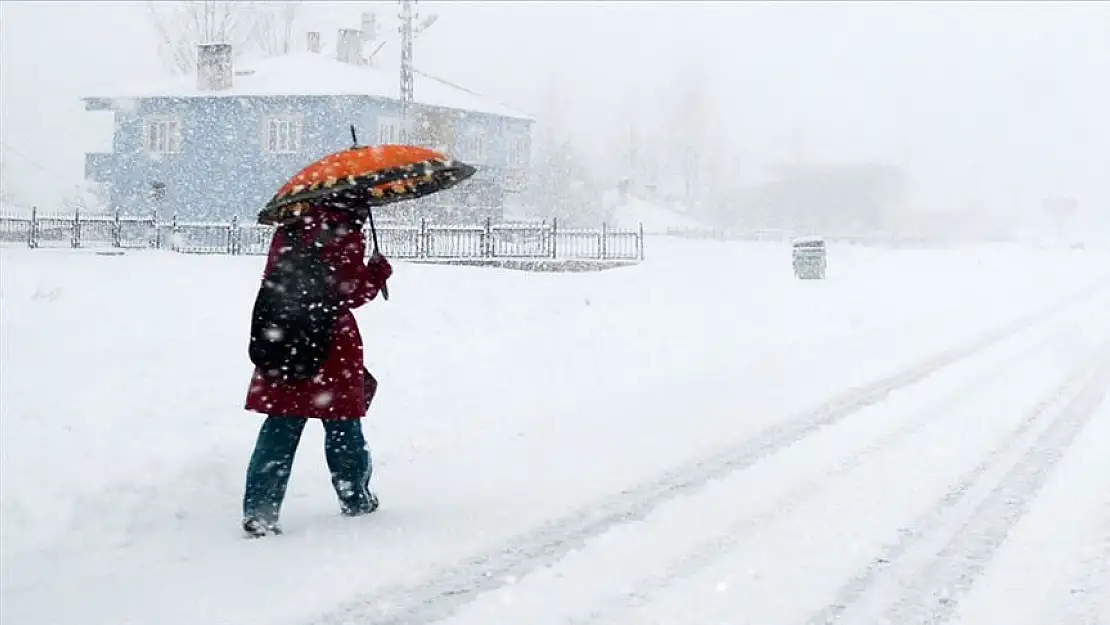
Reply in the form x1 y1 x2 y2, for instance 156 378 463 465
29 206 38 248
171 214 179 252
550 217 558 259
484 216 493 257
599 221 607 260
229 215 239 255
638 222 645 261
72 208 80 248
113 209 122 248
149 211 158 249
419 217 427 258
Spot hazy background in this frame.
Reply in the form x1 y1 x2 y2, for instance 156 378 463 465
2 1 1108 235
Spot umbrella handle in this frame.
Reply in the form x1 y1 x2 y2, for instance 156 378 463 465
365 208 390 301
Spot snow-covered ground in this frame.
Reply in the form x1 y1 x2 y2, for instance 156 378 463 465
2 239 1109 625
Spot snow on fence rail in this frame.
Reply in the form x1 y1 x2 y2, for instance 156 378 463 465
0 209 645 262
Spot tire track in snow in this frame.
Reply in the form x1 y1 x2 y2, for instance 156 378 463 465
562 324 1074 625
308 281 1109 625
806 336 1109 624
1061 493 1110 625
882 345 1110 625
809 338 1110 625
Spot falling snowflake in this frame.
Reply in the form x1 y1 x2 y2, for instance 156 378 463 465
313 391 334 407
264 327 283 341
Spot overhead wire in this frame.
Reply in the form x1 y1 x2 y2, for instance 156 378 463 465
0 140 99 210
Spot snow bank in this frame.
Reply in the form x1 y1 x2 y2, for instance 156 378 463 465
610 197 706 233
1 240 1107 625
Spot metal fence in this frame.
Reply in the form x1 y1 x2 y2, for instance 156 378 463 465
0 209 645 262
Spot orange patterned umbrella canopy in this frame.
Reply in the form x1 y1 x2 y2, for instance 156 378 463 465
259 143 477 225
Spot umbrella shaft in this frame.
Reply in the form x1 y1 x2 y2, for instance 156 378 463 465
364 209 389 301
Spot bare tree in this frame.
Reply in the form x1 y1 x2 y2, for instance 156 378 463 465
248 1 303 57
525 75 606 225
609 85 668 200
146 1 301 75
666 58 714 206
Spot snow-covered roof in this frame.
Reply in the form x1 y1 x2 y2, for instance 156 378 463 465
86 52 533 121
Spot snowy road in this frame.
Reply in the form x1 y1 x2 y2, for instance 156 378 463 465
3 242 1110 625
314 284 1110 625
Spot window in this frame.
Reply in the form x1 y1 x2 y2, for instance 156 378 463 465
376 115 415 145
143 117 182 154
507 136 529 167
458 132 487 163
264 115 303 154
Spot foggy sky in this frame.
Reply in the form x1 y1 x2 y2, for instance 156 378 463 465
1 1 1107 221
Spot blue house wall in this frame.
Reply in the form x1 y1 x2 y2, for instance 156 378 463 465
85 94 532 222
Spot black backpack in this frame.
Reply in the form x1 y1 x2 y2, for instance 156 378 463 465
248 223 340 380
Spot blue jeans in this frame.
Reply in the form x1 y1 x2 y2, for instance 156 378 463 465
243 416 375 525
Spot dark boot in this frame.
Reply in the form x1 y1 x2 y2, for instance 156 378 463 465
322 419 377 517
242 517 284 538
342 487 379 517
242 416 308 534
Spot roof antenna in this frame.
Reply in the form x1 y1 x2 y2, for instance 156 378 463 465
350 124 359 147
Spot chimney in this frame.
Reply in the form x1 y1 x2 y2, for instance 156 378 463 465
360 13 379 66
360 13 378 45
196 43 233 91
336 28 362 64
306 31 321 54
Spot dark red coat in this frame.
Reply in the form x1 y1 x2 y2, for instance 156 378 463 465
244 207 381 419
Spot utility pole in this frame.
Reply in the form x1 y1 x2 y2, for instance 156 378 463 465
399 0 415 116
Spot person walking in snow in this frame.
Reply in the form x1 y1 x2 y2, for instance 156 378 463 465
241 202 392 538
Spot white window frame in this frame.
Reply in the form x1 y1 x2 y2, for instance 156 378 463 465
507 135 529 167
142 116 182 155
263 114 304 154
376 115 416 145
458 131 487 163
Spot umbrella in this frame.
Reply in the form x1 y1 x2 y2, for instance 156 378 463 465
258 127 476 302
258 130 477 227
